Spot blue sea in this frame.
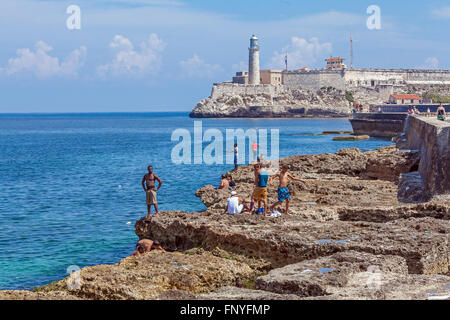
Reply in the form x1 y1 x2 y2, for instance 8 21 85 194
0 113 394 290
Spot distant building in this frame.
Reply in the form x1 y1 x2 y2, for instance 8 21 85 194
232 71 248 84
389 94 423 104
260 70 283 85
325 57 347 70
233 70 283 85
230 35 450 90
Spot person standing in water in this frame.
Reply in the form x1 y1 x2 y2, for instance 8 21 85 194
269 165 306 216
142 165 163 218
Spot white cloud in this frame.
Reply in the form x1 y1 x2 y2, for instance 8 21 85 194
418 57 439 69
268 37 332 69
431 6 450 19
97 34 165 77
108 0 185 6
179 54 223 78
5 41 87 78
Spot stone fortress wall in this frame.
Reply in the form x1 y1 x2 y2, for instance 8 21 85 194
210 82 285 99
215 68 450 102
283 69 450 91
204 35 450 110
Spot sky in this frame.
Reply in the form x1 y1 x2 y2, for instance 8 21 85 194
0 0 449 113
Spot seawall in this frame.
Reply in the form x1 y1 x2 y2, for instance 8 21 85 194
372 105 450 113
349 113 407 137
402 116 450 196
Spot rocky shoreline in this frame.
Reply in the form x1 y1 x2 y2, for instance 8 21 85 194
1 145 449 300
189 83 450 119
190 87 354 118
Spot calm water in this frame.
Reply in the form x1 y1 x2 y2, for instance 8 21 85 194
0 113 393 290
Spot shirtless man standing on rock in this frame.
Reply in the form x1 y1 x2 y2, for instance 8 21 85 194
269 165 306 216
142 165 163 218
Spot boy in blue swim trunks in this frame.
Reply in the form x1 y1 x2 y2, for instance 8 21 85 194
269 165 306 216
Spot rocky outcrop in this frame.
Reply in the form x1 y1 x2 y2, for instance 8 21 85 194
198 287 301 300
3 146 448 300
190 86 354 118
32 249 260 300
254 251 450 300
132 146 449 300
136 213 449 275
0 290 80 300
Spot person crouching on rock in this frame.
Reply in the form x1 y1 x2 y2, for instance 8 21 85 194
131 239 165 256
227 175 236 189
224 191 251 215
218 174 230 190
250 163 269 216
269 165 306 216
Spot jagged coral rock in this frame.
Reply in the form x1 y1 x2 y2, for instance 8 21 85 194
29 250 257 300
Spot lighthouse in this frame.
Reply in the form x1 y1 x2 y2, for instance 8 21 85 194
248 35 260 85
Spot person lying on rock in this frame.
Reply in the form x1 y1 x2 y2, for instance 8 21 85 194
269 165 306 216
224 191 251 215
131 239 165 256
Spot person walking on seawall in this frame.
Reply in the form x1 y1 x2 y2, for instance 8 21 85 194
437 104 446 121
142 165 163 219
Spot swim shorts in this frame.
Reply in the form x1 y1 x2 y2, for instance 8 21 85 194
252 187 268 202
146 190 157 205
278 186 291 202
